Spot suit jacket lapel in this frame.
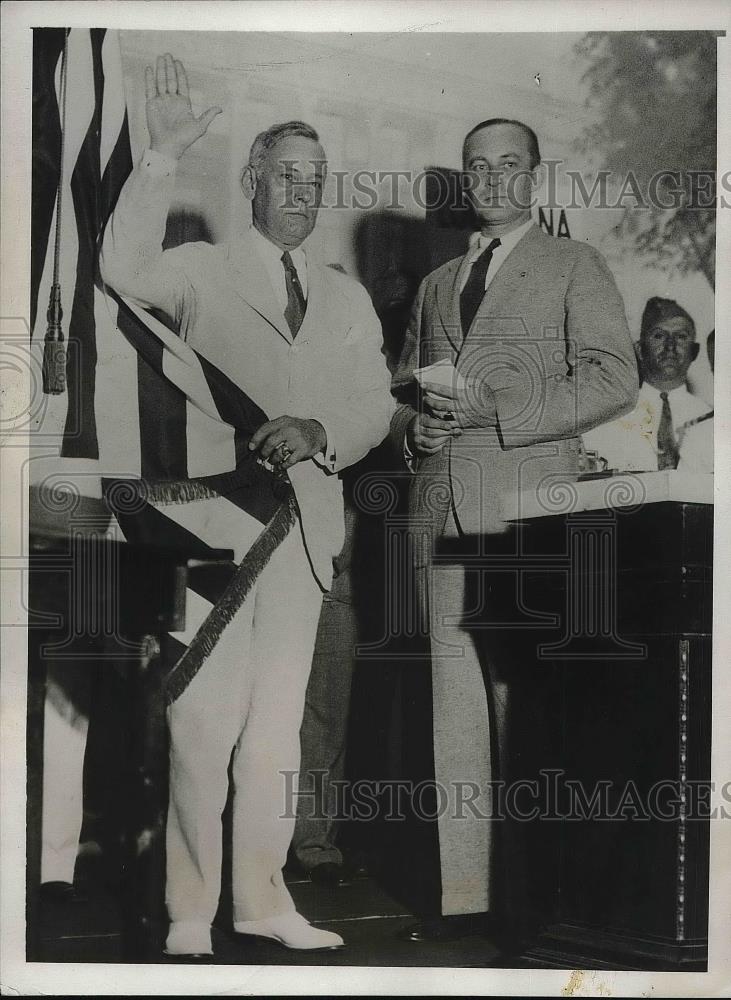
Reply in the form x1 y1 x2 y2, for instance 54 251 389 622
464 225 543 338
435 257 466 353
296 255 324 342
224 230 292 344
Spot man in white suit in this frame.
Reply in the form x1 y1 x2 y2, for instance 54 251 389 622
101 54 393 957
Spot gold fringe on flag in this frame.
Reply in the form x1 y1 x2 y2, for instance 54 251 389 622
164 495 298 704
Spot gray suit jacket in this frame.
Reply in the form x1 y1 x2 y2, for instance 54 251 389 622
391 224 638 558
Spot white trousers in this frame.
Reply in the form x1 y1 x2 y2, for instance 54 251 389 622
161 496 327 926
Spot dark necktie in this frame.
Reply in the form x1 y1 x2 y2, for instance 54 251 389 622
657 391 679 470
460 238 501 337
281 251 306 337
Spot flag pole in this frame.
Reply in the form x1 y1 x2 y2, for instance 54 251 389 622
42 28 69 395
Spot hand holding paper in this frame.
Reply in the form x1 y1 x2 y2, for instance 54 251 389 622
413 358 497 429
405 360 463 454
414 359 463 421
413 358 467 394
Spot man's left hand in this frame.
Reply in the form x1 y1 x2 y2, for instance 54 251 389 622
423 386 459 423
421 379 497 428
249 416 327 471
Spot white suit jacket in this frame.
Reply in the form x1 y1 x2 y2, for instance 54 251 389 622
100 150 394 587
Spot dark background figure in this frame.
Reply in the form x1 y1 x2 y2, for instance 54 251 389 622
290 443 364 886
290 263 423 888
583 297 713 473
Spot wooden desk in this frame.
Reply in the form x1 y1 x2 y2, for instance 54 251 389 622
441 472 712 968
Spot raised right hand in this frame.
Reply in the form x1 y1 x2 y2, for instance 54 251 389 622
145 53 222 160
407 412 461 456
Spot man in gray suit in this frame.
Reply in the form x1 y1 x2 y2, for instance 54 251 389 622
390 118 638 945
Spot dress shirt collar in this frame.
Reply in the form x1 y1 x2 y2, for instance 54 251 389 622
247 224 308 299
468 217 535 261
639 381 691 406
637 380 711 432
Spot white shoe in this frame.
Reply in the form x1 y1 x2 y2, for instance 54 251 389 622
164 920 213 957
233 911 344 951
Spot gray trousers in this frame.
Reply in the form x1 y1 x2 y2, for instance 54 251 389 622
429 511 529 921
292 588 357 868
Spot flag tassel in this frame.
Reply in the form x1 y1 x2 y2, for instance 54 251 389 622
42 282 66 394
42 28 69 396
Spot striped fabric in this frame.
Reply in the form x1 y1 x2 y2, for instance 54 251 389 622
31 28 297 701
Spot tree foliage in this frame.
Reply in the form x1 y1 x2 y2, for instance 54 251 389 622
574 31 718 289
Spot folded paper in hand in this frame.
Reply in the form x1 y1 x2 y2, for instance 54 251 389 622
413 358 467 394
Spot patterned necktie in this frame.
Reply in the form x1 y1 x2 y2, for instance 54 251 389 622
460 238 501 337
281 251 306 337
657 391 679 470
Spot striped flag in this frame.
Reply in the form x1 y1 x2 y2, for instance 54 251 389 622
31 28 297 701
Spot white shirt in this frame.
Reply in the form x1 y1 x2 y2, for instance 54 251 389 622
248 224 308 311
582 381 713 472
245 226 338 470
245 226 338 468
677 413 714 473
460 217 535 293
